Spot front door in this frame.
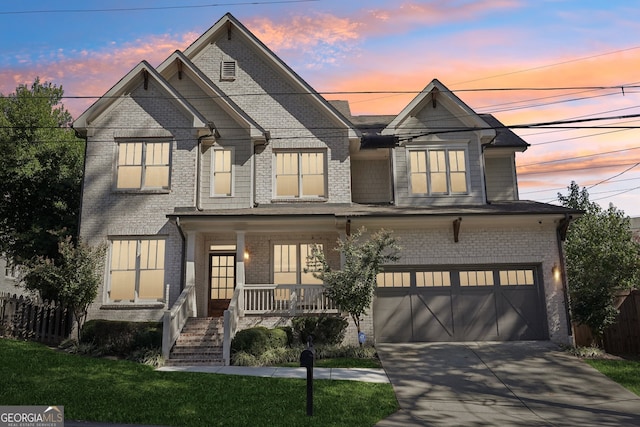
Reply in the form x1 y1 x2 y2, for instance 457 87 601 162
208 253 236 317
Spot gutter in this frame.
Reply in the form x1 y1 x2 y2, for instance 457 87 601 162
556 213 574 339
196 122 216 211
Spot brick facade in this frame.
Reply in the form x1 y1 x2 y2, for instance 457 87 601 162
74 13 574 345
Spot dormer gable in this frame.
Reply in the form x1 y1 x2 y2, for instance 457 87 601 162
382 79 495 144
73 61 209 137
157 51 268 143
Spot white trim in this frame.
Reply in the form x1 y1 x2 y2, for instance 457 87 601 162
210 146 235 197
406 143 471 197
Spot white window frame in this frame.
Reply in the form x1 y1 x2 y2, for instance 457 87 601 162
273 150 327 199
115 140 171 191
272 242 324 285
210 147 234 197
108 238 166 304
407 145 469 196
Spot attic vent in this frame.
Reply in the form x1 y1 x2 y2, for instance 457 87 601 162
221 61 236 81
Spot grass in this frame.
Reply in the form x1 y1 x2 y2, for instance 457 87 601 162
585 358 640 396
0 339 397 426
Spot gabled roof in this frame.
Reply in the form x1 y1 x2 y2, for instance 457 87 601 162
181 13 360 140
73 61 209 137
479 114 529 150
157 50 267 141
381 79 495 141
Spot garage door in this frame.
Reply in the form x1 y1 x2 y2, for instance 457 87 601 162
373 267 548 342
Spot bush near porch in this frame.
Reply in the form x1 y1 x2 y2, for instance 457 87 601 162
230 316 380 367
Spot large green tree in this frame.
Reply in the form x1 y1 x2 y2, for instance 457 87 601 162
0 78 84 263
307 228 400 345
558 181 640 344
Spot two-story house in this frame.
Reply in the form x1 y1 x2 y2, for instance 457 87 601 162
73 13 579 364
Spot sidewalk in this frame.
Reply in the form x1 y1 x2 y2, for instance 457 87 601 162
157 365 390 383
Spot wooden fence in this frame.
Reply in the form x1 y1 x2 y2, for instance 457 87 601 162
573 290 640 355
0 292 72 344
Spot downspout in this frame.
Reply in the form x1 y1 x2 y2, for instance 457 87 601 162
480 136 496 205
556 213 574 340
174 217 187 293
74 128 88 242
196 122 216 211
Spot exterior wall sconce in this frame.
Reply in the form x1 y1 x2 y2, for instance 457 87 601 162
552 263 561 281
244 250 250 261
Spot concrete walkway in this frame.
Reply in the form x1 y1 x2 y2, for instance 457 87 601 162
375 341 640 427
157 365 390 382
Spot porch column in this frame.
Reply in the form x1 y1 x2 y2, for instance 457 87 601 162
185 231 197 316
236 231 246 316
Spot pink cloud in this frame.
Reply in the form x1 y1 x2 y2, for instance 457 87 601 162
0 32 199 117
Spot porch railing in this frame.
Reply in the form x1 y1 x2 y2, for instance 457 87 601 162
243 284 338 315
222 286 242 365
162 283 197 359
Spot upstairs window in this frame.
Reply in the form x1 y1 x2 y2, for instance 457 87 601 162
275 151 326 198
117 141 170 190
409 148 468 195
211 148 233 196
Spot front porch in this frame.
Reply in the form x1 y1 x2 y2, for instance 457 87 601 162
162 281 339 365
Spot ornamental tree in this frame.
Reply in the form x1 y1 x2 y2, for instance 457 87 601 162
307 228 400 346
21 238 106 341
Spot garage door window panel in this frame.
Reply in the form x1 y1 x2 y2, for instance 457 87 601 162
459 270 494 287
500 269 535 286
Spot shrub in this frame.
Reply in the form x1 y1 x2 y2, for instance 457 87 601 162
231 326 292 359
80 320 162 356
127 347 164 367
231 327 270 356
291 315 348 345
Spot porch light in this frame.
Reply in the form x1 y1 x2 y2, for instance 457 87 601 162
244 250 250 261
552 263 561 281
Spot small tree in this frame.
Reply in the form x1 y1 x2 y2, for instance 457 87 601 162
307 228 400 346
559 182 640 345
21 238 106 341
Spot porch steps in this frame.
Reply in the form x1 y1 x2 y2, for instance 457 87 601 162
166 317 225 366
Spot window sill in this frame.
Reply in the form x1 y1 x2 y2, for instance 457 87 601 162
113 189 171 195
271 198 328 203
100 303 166 310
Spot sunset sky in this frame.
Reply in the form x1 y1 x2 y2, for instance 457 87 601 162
1 0 639 216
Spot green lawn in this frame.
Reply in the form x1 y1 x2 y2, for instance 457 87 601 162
585 358 640 396
0 339 398 426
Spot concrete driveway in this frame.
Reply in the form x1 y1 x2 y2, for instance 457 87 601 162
376 341 640 426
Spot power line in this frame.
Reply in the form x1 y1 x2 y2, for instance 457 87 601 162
449 45 640 87
0 1 319 15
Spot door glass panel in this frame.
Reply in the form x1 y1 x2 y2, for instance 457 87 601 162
210 254 235 300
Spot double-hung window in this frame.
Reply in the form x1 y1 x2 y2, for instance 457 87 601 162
109 238 165 303
275 151 326 198
117 141 170 190
409 148 468 195
211 148 233 196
